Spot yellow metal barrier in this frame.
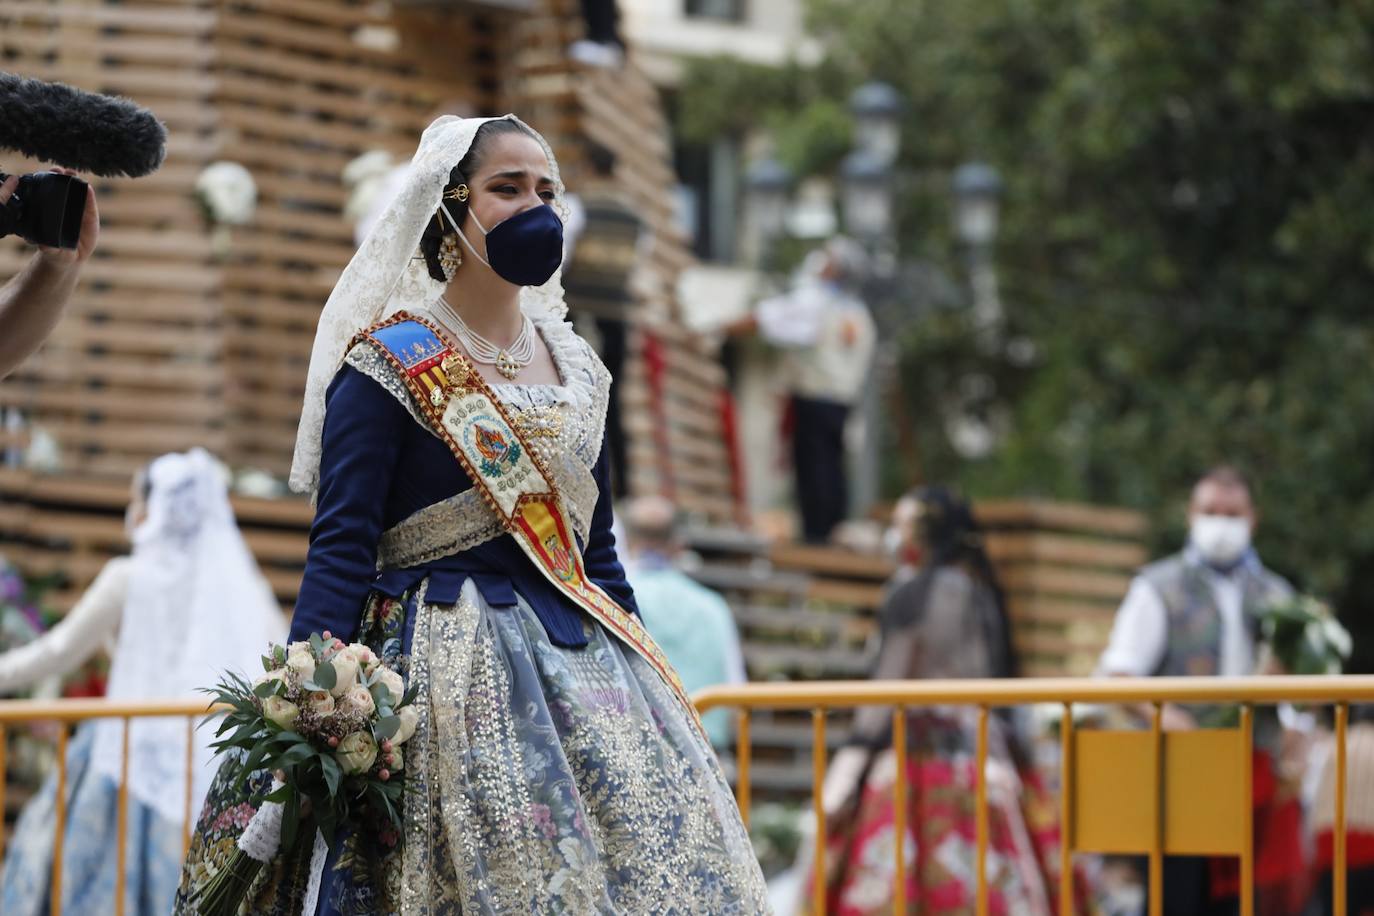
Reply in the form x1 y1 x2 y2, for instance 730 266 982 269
1 678 1371 915
0 697 217 916
694 675 1374 916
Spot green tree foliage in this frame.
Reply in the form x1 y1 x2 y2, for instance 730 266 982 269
681 1 1374 665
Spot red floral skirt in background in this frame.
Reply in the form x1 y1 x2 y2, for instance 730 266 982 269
805 712 1086 916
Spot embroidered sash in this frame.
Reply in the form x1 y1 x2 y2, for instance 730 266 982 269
356 312 706 737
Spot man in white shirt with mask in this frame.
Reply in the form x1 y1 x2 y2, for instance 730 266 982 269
1099 465 1293 723
1098 466 1296 915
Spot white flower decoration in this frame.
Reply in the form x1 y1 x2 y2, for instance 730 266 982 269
195 161 257 226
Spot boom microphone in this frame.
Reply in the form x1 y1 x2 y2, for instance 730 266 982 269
0 71 166 248
0 71 166 178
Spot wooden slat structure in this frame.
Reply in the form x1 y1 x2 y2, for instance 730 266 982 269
0 0 458 479
214 2 456 474
806 501 1141 677
978 500 1148 675
1 0 224 480
0 0 740 606
0 468 310 616
692 500 1144 683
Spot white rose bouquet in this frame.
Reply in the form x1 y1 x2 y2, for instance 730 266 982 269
194 631 417 916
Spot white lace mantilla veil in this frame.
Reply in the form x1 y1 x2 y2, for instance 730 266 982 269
289 114 572 497
89 448 287 826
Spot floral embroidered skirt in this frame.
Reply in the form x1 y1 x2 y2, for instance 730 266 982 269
174 578 769 915
803 712 1080 916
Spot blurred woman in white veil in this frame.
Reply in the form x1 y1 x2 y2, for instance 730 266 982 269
0 448 286 915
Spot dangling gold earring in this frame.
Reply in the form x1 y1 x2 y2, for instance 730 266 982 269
439 232 462 280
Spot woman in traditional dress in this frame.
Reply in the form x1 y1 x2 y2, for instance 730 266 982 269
794 487 1079 915
175 115 768 915
0 449 286 915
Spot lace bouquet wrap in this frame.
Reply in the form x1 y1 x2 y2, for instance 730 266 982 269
195 631 417 916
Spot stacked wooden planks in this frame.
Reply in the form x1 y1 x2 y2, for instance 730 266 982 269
2 453 1142 678
0 0 737 515
0 466 309 618
691 500 1143 685
0 0 744 617
206 0 472 475
0 0 227 479
0 0 463 479
979 500 1147 677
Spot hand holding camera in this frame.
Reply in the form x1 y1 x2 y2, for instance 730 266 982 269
0 168 85 249
0 72 162 377
31 169 99 266
0 168 100 266
0 70 159 254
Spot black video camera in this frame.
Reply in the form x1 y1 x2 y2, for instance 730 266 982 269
0 71 166 250
0 171 88 249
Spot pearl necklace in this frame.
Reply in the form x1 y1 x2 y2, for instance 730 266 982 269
431 297 535 381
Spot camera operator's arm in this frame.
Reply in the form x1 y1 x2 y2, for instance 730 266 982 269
0 170 100 378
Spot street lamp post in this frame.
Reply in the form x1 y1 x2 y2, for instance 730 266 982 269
951 162 1004 344
743 156 793 271
850 81 905 167
842 84 903 520
839 150 893 242
951 162 1003 249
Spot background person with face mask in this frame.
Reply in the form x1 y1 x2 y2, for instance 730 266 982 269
1097 465 1292 702
1097 466 1306 915
778 487 1083 916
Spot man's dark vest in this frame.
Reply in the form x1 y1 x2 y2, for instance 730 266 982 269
1140 552 1293 678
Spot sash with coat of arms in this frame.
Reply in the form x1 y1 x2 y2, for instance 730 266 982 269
353 312 706 738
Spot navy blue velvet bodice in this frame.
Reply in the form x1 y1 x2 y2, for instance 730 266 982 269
289 364 636 649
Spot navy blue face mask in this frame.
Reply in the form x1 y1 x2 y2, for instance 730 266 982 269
446 201 564 287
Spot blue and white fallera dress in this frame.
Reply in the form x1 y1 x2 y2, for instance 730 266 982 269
174 312 769 915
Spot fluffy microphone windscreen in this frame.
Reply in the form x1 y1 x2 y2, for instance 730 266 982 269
0 72 166 178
